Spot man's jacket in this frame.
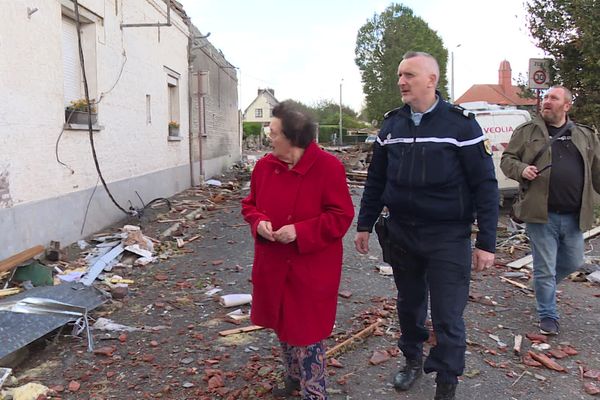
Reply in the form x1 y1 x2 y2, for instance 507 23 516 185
357 98 499 253
500 117 600 231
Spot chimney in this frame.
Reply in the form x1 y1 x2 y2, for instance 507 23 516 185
498 60 512 93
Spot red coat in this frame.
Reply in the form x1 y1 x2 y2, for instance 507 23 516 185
241 142 354 346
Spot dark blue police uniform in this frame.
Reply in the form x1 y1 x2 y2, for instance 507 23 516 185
357 94 498 384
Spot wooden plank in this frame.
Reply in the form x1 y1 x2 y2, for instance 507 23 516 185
218 325 263 337
500 276 531 291
513 334 523 355
326 319 382 358
0 288 22 297
583 226 600 240
0 245 44 274
507 255 533 270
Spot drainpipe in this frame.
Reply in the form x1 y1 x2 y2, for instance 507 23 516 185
185 17 195 186
197 74 205 180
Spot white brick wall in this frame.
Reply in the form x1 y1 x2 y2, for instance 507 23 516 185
0 0 190 207
0 0 192 256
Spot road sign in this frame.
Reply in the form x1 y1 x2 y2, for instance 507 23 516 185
528 58 551 89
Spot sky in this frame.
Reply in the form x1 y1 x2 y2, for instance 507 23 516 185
179 0 546 113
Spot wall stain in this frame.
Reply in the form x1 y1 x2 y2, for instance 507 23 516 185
0 166 13 208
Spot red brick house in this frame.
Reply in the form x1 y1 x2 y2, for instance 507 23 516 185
455 60 537 108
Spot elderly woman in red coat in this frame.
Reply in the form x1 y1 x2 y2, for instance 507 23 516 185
242 101 354 399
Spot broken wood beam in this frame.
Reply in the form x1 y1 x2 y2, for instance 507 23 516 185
0 288 22 297
0 245 44 274
185 235 202 245
583 226 600 240
218 325 263 337
326 319 383 358
507 255 533 270
500 276 531 291
513 334 523 355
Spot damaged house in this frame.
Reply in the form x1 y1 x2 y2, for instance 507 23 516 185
0 0 240 260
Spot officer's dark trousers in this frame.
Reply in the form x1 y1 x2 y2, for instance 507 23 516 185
390 222 471 385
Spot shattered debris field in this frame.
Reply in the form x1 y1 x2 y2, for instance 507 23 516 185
1 155 600 399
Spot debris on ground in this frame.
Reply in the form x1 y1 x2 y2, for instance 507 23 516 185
2 156 600 399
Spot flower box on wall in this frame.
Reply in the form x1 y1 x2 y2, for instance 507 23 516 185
65 99 98 126
65 109 98 125
168 120 180 138
168 126 180 136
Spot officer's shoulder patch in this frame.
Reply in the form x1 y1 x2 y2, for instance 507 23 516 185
449 104 475 120
383 107 403 119
483 138 492 156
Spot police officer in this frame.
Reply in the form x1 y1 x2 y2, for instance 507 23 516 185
354 51 499 400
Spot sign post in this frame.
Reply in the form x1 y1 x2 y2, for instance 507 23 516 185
528 58 551 113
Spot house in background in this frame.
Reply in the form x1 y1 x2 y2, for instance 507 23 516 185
0 0 239 260
243 88 278 126
454 60 537 109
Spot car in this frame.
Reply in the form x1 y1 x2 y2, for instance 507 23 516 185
364 134 377 144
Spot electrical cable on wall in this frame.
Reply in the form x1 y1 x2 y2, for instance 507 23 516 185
73 0 130 216
55 9 126 174
55 111 76 174
73 0 170 221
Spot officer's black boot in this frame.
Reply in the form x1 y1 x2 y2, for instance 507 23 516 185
434 383 457 400
393 358 423 391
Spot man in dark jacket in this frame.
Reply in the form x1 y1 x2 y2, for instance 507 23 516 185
354 51 499 400
501 86 600 336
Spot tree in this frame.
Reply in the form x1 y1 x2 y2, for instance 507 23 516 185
526 0 600 126
281 98 367 129
280 99 319 121
355 3 448 122
312 99 364 128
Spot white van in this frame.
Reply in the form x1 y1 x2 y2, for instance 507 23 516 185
460 101 532 197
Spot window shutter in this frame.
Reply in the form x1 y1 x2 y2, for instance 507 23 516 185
62 17 81 105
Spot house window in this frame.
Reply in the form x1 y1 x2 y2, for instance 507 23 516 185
255 108 263 118
62 17 82 106
165 67 181 137
61 6 99 128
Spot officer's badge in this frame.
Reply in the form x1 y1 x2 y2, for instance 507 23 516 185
483 139 492 155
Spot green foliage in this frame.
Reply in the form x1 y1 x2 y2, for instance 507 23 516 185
67 98 96 113
243 122 262 138
514 72 537 100
525 0 600 127
355 3 448 122
318 125 341 143
280 98 368 131
280 99 319 120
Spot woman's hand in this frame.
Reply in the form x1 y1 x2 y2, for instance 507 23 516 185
273 224 297 244
257 220 275 241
